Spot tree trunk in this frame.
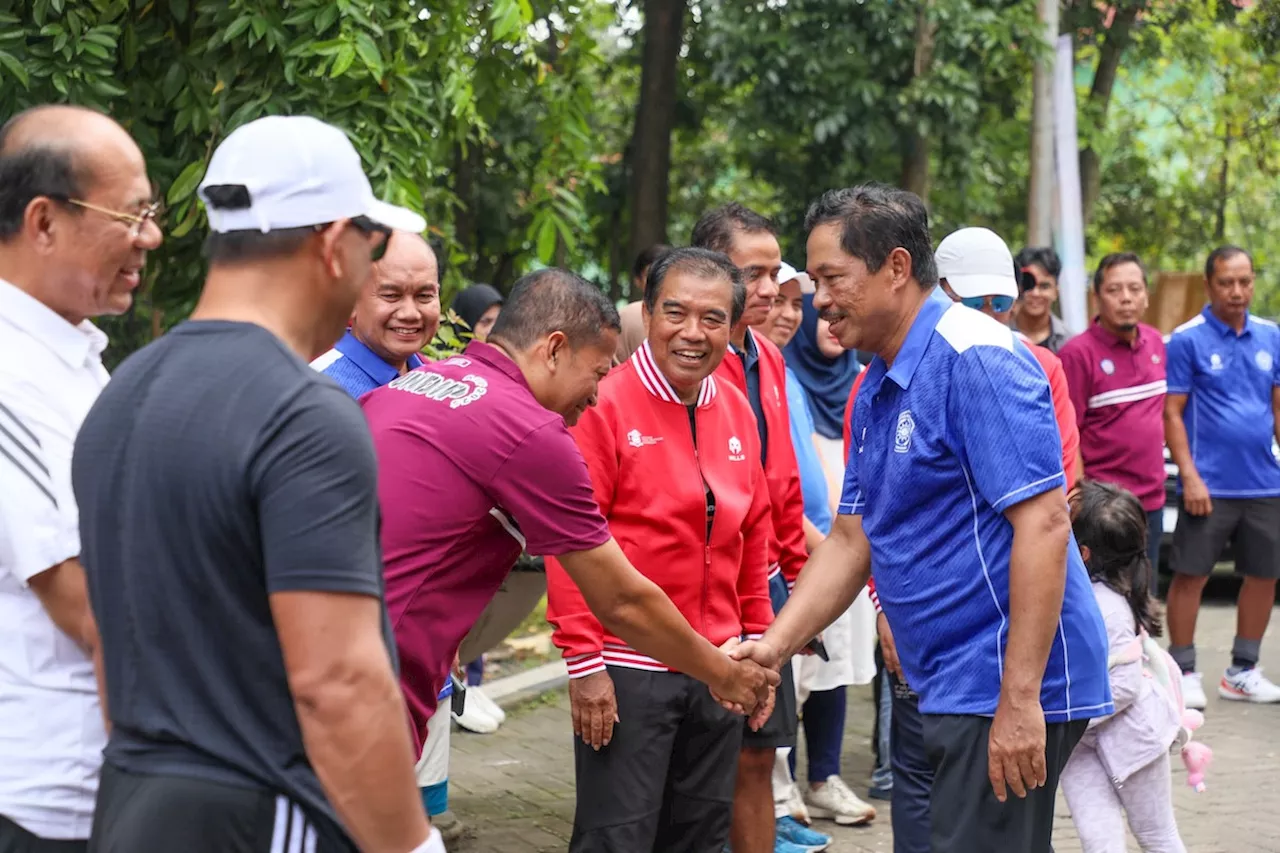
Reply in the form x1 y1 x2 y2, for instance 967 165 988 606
627 0 686 267
900 0 937 203
1026 0 1059 245
1214 133 1232 242
1079 2 1143 225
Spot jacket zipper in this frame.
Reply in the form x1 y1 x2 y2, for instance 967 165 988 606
688 405 713 635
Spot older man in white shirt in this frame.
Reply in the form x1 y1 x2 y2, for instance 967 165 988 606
0 104 161 851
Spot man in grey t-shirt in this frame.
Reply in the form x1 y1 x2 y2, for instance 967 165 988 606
74 118 442 853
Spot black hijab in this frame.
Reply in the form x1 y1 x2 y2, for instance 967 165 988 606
452 284 504 332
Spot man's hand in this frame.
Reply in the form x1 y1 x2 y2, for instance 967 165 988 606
569 671 618 750
987 693 1047 803
1182 473 1213 517
728 638 782 672
876 612 901 681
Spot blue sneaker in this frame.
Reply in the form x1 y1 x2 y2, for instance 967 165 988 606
775 816 832 852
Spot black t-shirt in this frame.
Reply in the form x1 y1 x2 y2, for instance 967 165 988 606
72 320 395 840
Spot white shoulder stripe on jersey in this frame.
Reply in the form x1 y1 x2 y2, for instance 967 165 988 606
1087 379 1167 410
935 304 1015 355
1254 316 1278 328
310 348 343 372
1170 314 1206 336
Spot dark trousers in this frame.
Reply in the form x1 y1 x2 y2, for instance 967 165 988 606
89 763 354 853
0 815 85 853
925 714 1086 853
888 675 932 853
570 668 743 853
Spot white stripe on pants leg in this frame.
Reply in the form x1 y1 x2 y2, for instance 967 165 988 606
288 804 305 853
271 795 290 853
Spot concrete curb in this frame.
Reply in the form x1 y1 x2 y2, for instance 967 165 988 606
482 660 568 709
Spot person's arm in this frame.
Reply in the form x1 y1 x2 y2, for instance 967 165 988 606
28 559 108 731
499 422 778 714
254 391 428 852
1057 342 1090 433
1272 383 1280 448
1043 352 1080 490
801 516 825 553
1162 334 1210 516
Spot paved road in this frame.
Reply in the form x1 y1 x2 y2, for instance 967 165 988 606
449 600 1280 852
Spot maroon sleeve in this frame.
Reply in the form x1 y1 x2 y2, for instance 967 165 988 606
1058 341 1091 432
492 421 612 557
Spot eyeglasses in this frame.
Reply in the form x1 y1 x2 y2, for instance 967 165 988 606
959 294 1015 313
53 196 162 237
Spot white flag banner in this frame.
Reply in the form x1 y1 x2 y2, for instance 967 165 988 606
1054 33 1088 334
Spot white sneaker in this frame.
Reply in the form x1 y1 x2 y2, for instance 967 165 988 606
1219 666 1280 703
803 775 876 826
467 685 507 726
1181 672 1207 711
452 692 500 734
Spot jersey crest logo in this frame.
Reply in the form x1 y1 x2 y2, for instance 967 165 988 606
1256 350 1273 372
728 435 746 462
442 356 472 367
1100 358 1115 375
626 429 663 448
390 371 488 408
1152 354 1162 364
1210 353 1224 371
894 410 915 454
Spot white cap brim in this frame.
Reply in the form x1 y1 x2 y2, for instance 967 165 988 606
945 272 1017 300
366 198 426 234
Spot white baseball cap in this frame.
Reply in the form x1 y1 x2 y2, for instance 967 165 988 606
935 227 1018 300
198 115 426 235
778 261 815 294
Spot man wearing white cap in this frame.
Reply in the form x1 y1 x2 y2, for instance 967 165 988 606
73 116 441 852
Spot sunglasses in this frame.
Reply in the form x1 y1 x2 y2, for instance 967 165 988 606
350 215 392 261
1019 269 1054 294
960 294 1015 313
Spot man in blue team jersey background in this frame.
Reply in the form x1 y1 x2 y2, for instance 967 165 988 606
735 183 1111 853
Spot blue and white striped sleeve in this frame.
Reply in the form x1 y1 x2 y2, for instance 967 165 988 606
837 407 865 516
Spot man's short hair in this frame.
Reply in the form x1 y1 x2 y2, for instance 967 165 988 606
632 243 671 282
1204 245 1253 281
488 268 620 352
803 184 938 288
690 203 776 256
200 184 315 264
0 114 87 241
1014 246 1062 279
643 247 746 326
1092 252 1147 293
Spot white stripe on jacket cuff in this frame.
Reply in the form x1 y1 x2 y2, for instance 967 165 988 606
566 653 607 679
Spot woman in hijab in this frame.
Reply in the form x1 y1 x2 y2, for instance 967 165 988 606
451 283 504 341
781 283 881 822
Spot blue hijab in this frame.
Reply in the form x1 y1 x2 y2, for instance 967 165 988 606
783 294 863 440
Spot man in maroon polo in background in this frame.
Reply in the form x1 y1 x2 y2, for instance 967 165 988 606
360 267 777 760
1059 252 1167 569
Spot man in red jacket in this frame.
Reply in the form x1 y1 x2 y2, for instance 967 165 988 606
693 204 809 853
547 248 774 851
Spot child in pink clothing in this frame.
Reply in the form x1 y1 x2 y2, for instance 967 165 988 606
1063 481 1187 853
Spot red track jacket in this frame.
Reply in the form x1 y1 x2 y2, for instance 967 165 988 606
546 341 774 678
714 329 808 586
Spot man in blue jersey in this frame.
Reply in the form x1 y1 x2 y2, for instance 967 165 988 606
312 230 440 394
735 184 1111 852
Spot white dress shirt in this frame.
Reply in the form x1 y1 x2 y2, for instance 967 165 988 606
0 277 109 839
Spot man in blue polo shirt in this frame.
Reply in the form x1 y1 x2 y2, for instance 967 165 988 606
312 230 440 395
736 185 1111 853
1164 245 1280 707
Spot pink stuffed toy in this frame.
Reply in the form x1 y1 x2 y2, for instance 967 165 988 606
1178 709 1213 792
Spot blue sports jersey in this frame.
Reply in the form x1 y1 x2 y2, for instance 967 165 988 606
1165 306 1280 498
842 298 1111 722
312 330 425 400
785 367 834 536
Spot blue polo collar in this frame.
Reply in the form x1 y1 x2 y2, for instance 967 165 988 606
884 294 946 390
1201 303 1254 338
731 327 761 369
334 330 424 385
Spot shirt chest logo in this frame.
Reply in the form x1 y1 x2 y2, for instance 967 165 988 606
1100 358 1115 375
728 435 746 462
1151 354 1161 364
1210 352 1224 371
389 371 488 408
1256 350 1273 372
894 410 915 454
626 429 663 448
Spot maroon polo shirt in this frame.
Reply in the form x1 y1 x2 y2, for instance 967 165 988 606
1058 319 1167 511
361 341 611 751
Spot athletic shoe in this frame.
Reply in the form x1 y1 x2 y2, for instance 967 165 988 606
783 781 812 825
775 816 832 852
1219 666 1280 703
467 685 507 726
1181 672 1207 711
773 841 817 853
804 775 876 826
452 697 499 734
